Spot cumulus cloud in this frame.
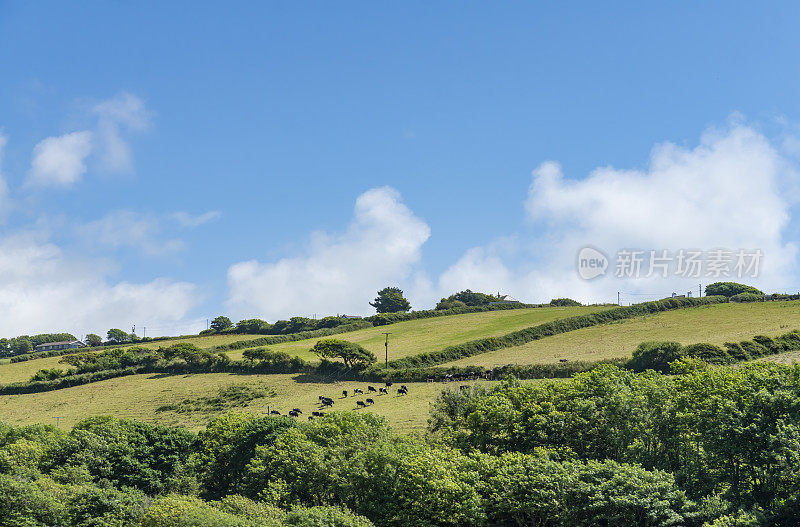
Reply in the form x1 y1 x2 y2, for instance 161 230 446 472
439 123 800 303
82 210 185 256
93 92 152 173
227 186 430 320
0 232 199 336
27 131 93 186
171 210 222 228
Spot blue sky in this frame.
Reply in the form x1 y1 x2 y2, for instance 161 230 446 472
2 2 800 336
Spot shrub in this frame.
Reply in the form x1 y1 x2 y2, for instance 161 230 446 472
705 282 764 298
730 292 765 303
550 298 582 306
627 341 685 373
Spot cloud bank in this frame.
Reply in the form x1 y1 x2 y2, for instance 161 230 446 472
0 232 199 336
439 123 799 303
227 187 430 320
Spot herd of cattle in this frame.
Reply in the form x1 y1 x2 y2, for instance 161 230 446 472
267 381 410 420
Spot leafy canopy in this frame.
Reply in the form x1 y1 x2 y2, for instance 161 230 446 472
369 287 411 313
310 338 376 368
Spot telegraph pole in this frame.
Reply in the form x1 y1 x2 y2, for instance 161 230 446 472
52 416 64 428
382 332 391 366
699 284 702 297
617 292 620 305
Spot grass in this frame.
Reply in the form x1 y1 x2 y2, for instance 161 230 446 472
0 371 511 433
442 301 800 368
760 351 800 365
0 355 68 384
227 306 607 362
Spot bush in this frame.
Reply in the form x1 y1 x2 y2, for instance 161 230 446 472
705 282 764 298
730 292 765 303
549 298 582 306
627 342 685 373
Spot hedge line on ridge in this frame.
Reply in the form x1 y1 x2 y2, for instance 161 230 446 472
210 321 373 351
383 295 728 369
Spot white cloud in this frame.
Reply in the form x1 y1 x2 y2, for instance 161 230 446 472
93 92 152 173
0 232 199 337
439 123 799 304
226 186 430 320
83 210 185 256
171 210 222 228
27 131 93 187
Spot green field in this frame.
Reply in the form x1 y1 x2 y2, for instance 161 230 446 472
0 371 512 433
442 301 800 368
227 306 607 362
4 301 800 435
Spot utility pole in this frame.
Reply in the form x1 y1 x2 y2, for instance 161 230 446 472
206 319 209 330
617 292 620 305
382 332 391 367
143 327 146 338
52 416 64 428
699 284 702 297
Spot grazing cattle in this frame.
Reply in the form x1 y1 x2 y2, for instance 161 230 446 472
397 387 407 396
292 408 302 414
379 387 388 394
356 400 366 408
318 395 324 400
400 385 408 391
353 388 363 394
385 382 393 387
308 416 314 421
559 358 568 363
312 411 321 417
366 398 374 405
318 411 325 416
367 386 377 392
342 390 348 398
322 400 333 408
288 410 298 417
270 410 281 415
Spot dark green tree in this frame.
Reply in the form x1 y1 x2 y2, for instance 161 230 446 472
311 339 376 368
369 287 411 314
85 333 102 347
210 316 233 332
106 329 128 344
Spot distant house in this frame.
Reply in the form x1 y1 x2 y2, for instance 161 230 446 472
340 314 362 320
34 340 86 352
489 293 521 305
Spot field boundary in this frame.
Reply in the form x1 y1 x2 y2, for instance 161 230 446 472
380 296 728 370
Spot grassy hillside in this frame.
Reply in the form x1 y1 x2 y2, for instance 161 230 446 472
0 371 513 433
227 305 607 362
442 300 800 368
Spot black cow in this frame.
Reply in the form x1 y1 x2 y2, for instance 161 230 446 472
308 416 314 421
292 408 302 414
354 388 363 394
366 398 374 405
356 400 366 408
367 386 377 392
342 390 348 398
288 410 299 417
397 387 407 396
385 381 393 387
312 411 321 417
270 410 281 415
379 387 388 394
321 399 334 408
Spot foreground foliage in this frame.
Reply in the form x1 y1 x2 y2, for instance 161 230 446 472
1 361 797 525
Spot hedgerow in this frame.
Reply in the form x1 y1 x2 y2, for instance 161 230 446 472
384 296 727 369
